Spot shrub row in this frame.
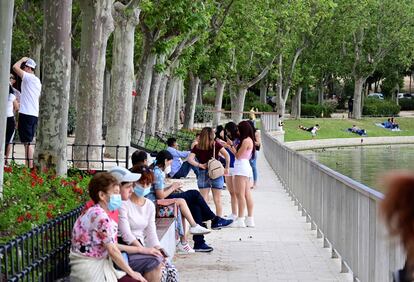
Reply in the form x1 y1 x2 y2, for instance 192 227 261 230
362 98 400 116
399 98 414 111
301 103 334 117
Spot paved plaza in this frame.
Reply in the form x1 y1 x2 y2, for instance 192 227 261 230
174 152 353 282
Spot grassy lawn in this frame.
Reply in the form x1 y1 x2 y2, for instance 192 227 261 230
283 117 414 142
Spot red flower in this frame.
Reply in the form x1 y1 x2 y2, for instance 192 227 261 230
87 169 96 175
31 180 36 187
4 166 12 173
46 211 53 219
17 215 25 223
25 212 32 220
48 204 55 210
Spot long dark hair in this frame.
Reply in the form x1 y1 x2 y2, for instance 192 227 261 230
224 122 238 141
215 125 224 141
237 120 256 158
151 150 173 170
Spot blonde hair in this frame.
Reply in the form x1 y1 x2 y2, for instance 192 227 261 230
197 127 214 150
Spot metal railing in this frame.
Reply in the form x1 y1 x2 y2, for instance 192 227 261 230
130 129 195 153
6 143 129 170
0 205 84 282
260 114 405 282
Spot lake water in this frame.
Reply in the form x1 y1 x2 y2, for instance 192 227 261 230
301 144 414 193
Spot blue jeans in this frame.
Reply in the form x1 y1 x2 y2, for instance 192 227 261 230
249 157 257 182
172 161 199 179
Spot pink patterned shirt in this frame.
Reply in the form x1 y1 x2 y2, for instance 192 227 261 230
71 205 117 259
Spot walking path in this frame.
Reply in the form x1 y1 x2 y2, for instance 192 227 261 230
174 153 353 281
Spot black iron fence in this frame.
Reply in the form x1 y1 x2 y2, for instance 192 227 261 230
5 143 129 171
0 205 84 282
130 129 195 154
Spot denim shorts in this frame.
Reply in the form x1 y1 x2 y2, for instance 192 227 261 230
197 169 224 189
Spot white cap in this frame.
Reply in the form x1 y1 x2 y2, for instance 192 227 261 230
25 58 36 69
109 166 141 183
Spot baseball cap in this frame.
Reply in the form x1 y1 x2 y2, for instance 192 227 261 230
25 58 37 69
109 166 141 183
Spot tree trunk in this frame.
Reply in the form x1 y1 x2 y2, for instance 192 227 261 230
212 80 226 127
146 61 163 135
291 87 302 119
105 2 140 157
36 0 71 175
175 79 183 131
102 69 111 136
131 37 156 140
352 77 365 119
230 86 247 123
394 82 399 105
31 41 42 78
156 75 168 133
259 80 267 104
164 77 179 131
0 0 14 197
69 57 79 110
74 0 114 167
318 79 324 105
276 81 287 118
183 73 200 129
196 78 203 105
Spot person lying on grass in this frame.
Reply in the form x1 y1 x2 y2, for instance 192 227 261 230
298 124 320 139
348 125 367 136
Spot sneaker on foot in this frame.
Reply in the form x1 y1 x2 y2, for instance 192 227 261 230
211 217 233 230
176 242 195 254
224 214 237 221
193 242 213 253
230 217 246 228
245 216 255 227
189 224 211 235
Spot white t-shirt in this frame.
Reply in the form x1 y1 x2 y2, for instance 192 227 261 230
20 72 41 117
118 199 160 247
7 93 16 117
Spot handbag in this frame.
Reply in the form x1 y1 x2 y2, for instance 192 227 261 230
208 143 224 179
156 199 178 218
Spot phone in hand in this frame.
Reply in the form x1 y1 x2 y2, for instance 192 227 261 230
159 248 169 258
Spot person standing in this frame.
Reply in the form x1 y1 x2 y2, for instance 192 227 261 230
12 57 41 168
5 78 19 163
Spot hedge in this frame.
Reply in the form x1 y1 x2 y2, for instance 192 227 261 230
399 98 414 111
301 103 334 117
362 98 400 116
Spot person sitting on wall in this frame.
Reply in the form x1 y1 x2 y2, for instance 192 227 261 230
166 137 199 179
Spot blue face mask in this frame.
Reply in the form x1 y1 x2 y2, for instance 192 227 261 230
107 194 122 211
134 184 151 198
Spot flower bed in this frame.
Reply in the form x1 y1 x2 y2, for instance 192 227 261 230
0 164 92 243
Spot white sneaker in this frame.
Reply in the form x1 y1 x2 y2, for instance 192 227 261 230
189 224 211 235
245 217 255 227
176 242 195 254
229 217 246 228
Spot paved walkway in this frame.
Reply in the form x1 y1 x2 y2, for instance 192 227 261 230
174 153 352 281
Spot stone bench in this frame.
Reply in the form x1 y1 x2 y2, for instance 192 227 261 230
155 217 177 261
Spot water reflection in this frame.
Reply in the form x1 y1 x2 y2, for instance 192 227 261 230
301 144 414 193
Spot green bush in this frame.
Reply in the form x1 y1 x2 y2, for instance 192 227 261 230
194 105 213 123
399 98 414 111
301 104 333 117
244 101 273 112
363 98 400 116
1 164 91 242
203 90 216 106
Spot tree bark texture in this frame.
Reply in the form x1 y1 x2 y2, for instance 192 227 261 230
156 75 168 133
212 80 225 127
103 69 111 131
260 80 267 104
131 37 156 139
164 77 179 131
353 77 365 119
31 41 42 78
0 0 14 197
230 87 247 123
196 80 203 105
146 56 164 135
36 0 72 175
183 73 200 130
291 87 302 119
74 0 114 167
105 1 140 157
69 57 79 110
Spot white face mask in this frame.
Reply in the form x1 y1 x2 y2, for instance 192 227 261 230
164 165 172 175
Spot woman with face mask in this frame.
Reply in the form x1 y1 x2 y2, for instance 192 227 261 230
70 173 146 282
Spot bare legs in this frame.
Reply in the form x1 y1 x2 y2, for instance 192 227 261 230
234 175 254 218
5 144 12 164
199 188 222 217
225 175 237 216
24 143 34 168
143 263 162 282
